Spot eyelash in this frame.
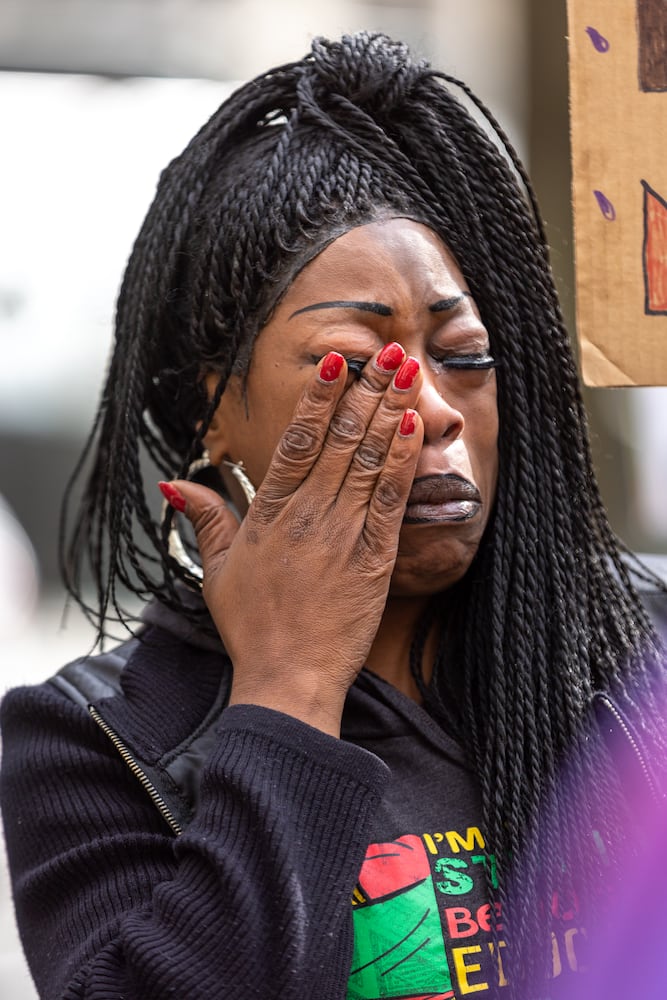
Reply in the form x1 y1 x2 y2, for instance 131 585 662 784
345 358 367 378
436 354 498 371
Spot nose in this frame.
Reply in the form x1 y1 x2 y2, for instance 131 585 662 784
415 375 464 445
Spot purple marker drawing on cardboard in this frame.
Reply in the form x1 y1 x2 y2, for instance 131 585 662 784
593 190 616 220
585 27 610 53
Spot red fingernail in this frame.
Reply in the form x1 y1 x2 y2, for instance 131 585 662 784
399 409 417 437
319 351 345 383
159 481 187 513
375 342 404 373
394 357 420 390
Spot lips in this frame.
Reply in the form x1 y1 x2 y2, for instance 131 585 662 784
404 474 482 524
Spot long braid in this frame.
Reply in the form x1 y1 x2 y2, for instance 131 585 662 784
60 31 666 996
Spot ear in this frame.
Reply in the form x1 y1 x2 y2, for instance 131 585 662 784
201 372 241 467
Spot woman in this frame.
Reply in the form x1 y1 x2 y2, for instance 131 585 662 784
2 31 666 1000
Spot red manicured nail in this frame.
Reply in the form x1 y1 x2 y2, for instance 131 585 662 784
159 481 187 513
374 342 405 373
319 351 345 383
399 409 417 437
394 357 420 391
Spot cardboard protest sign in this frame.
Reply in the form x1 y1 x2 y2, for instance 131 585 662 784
567 0 667 385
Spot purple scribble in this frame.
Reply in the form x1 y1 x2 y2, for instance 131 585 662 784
593 189 616 220
586 26 610 53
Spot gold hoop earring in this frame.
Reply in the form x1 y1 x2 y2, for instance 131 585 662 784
161 451 212 585
222 459 256 506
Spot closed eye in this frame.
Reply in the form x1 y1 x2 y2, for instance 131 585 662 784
440 354 498 371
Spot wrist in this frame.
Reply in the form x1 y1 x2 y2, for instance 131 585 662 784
228 673 346 738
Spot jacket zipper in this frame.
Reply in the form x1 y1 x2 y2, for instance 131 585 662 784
88 705 183 836
594 693 659 805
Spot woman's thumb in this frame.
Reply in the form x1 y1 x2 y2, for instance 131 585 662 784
158 480 240 570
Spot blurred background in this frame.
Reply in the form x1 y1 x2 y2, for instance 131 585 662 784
1 1 666 996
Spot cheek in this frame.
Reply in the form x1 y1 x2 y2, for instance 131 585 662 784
483 422 499 491
241 377 313 485
471 390 499 481
241 408 289 485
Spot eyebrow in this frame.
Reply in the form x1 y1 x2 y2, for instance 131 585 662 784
288 300 393 320
428 293 471 313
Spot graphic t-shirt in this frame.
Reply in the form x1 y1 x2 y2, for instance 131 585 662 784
343 671 588 1000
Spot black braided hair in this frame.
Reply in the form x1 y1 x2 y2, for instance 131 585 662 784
60 31 666 994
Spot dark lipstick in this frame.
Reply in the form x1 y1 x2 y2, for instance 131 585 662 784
403 474 482 524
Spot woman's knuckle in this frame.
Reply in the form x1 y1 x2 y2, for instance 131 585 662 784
329 411 363 441
374 478 403 509
279 423 319 455
354 441 385 471
286 499 318 541
248 494 283 527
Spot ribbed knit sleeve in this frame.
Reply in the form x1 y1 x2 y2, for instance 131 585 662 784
1 687 389 1000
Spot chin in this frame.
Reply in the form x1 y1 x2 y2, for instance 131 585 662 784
388 536 482 597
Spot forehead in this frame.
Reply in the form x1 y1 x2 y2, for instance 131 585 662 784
282 218 469 308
